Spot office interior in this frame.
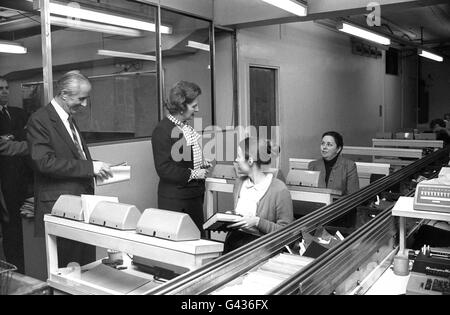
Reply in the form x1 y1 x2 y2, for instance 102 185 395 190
0 0 449 296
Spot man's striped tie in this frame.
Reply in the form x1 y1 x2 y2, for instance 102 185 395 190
68 115 86 160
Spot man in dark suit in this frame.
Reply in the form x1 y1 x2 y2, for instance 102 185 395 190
27 71 112 268
0 139 28 250
0 139 28 226
0 77 30 273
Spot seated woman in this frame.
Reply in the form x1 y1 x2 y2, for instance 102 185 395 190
224 138 294 254
309 131 359 195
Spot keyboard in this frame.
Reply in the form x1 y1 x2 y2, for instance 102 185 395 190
407 273 450 295
414 183 450 213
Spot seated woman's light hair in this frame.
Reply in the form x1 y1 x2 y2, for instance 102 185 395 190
239 137 280 167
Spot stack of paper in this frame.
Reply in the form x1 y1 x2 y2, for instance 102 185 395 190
212 253 313 295
96 163 131 186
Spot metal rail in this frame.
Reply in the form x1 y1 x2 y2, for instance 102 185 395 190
148 148 449 295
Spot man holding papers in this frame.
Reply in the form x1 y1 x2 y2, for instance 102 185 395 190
27 71 113 267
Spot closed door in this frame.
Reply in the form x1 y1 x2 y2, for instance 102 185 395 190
249 66 277 139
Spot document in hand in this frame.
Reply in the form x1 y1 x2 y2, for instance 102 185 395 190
203 213 242 232
96 163 131 186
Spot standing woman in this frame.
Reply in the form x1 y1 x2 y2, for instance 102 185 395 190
309 131 359 195
152 81 211 233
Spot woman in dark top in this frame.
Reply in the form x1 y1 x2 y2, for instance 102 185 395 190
152 81 211 233
309 131 359 195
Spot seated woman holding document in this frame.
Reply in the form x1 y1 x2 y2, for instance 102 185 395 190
223 138 294 254
308 131 359 196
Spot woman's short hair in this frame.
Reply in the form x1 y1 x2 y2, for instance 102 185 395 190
322 131 344 149
430 119 446 129
56 70 90 97
166 81 202 115
239 137 280 168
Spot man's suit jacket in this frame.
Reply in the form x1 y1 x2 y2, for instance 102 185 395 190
0 106 30 222
27 103 94 236
0 106 28 140
0 140 28 222
0 139 28 156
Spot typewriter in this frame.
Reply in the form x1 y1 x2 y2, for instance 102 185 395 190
406 246 450 295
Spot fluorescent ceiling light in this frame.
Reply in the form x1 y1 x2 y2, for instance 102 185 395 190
98 49 156 61
338 22 391 46
186 41 210 52
0 40 27 54
418 49 444 62
261 0 307 16
48 2 172 34
50 16 143 37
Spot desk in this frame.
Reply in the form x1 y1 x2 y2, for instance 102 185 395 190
373 139 444 150
392 197 450 255
365 267 410 295
287 185 342 205
205 178 342 220
288 158 390 189
44 215 223 295
7 272 51 295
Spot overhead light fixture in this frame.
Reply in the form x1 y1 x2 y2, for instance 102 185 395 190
97 49 156 61
418 49 444 62
186 41 210 52
48 2 172 34
50 16 143 37
261 0 307 16
0 40 27 54
338 22 391 46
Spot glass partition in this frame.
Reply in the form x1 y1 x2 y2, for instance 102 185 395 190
160 8 213 127
46 0 158 143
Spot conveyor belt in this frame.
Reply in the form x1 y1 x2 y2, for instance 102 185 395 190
148 148 450 295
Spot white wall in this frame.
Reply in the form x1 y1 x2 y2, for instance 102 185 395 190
215 32 235 128
233 22 412 176
89 139 158 211
422 58 450 122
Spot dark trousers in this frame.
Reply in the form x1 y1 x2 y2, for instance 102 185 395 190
223 230 260 254
57 238 96 268
158 195 205 236
0 207 24 273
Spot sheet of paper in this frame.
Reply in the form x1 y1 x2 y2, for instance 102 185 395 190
81 195 119 223
96 165 131 186
80 264 150 295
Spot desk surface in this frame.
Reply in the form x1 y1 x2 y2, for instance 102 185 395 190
206 178 342 196
8 273 50 295
392 197 450 222
365 267 410 295
45 215 223 255
287 185 342 196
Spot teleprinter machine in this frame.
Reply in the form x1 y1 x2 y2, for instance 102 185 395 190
133 208 224 279
49 197 223 279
